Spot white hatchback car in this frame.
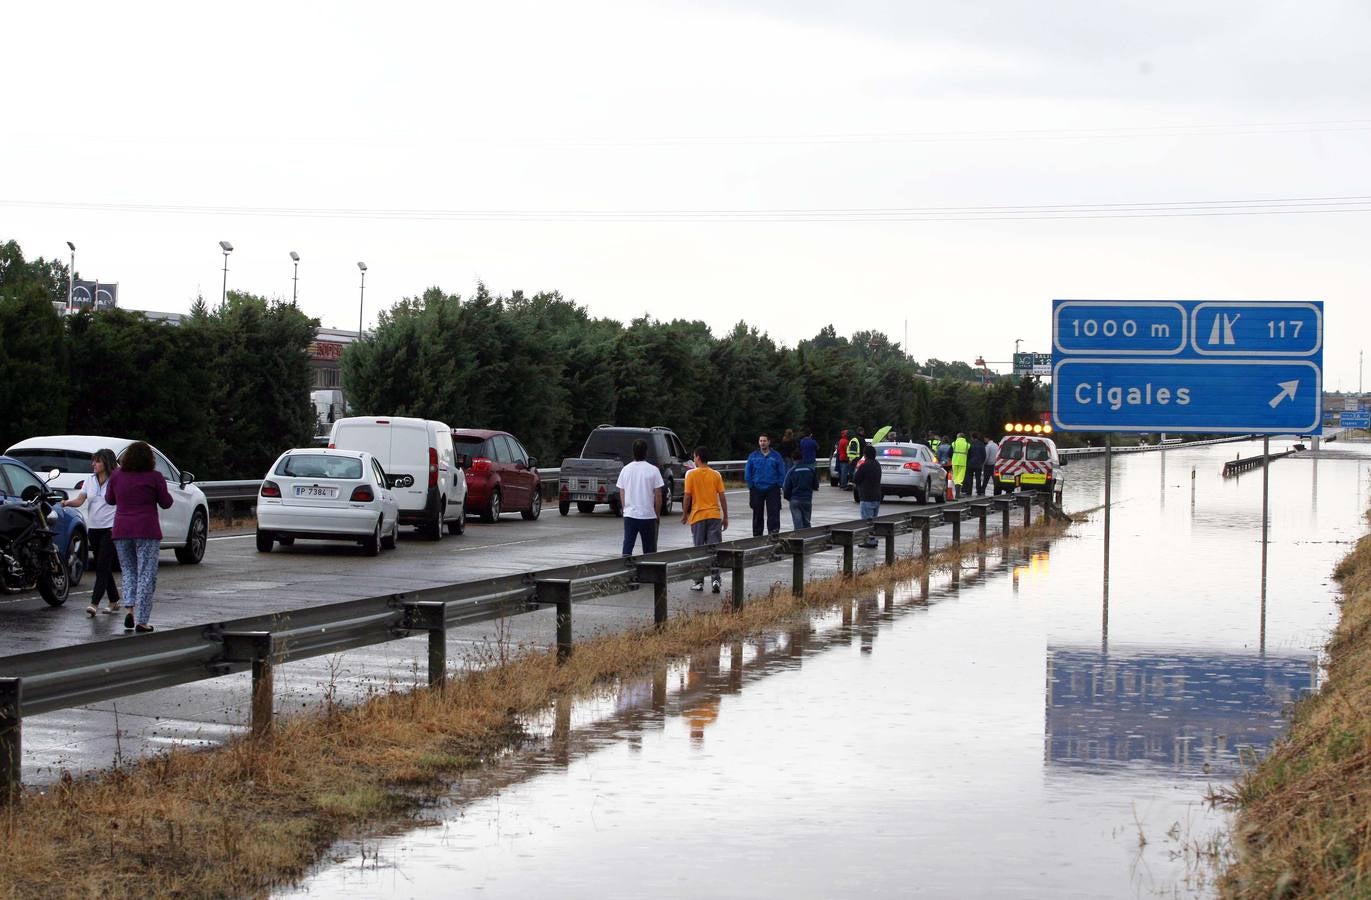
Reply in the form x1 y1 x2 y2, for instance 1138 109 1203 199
5 435 210 564
256 449 400 556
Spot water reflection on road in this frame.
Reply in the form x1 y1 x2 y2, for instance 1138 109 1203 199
284 439 1371 899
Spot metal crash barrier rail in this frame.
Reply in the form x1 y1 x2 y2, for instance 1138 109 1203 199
0 491 1050 797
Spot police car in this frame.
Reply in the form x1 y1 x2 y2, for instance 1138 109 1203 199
993 429 1066 496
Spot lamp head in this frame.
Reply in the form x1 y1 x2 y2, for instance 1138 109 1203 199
219 241 234 253
66 241 75 252
357 261 367 272
290 251 300 262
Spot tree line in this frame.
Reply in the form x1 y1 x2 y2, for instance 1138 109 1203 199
343 285 1050 465
0 240 316 479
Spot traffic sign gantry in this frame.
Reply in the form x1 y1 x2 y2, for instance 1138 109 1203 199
1051 299 1324 434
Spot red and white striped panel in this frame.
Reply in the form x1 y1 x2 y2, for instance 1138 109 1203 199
995 460 1053 477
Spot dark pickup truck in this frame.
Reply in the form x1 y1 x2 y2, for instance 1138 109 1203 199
558 425 689 516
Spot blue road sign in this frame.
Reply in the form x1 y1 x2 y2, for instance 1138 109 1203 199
1342 410 1371 429
1052 299 1323 434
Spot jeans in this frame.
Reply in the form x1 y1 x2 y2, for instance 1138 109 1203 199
690 519 723 584
89 527 120 605
978 464 995 494
838 461 852 490
115 537 160 627
622 517 658 556
749 485 781 536
859 499 881 521
789 498 812 530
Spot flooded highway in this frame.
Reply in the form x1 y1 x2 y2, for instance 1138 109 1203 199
284 439 1371 898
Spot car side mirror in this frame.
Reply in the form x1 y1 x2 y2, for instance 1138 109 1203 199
46 489 69 503
1058 457 1068 466
45 468 60 483
180 471 196 487
526 456 537 469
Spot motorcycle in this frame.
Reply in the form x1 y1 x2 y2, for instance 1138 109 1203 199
0 469 71 606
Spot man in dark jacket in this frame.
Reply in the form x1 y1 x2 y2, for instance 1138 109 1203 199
853 444 882 548
967 434 987 496
783 449 820 529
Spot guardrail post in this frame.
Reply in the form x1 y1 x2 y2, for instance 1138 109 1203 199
653 582 668 626
921 521 930 558
883 528 896 566
1001 501 1011 534
731 557 745 612
792 547 805 597
404 601 449 690
977 509 988 541
224 498 235 528
0 678 20 803
535 580 574 662
843 541 855 576
949 513 961 546
1022 496 1032 528
223 632 275 737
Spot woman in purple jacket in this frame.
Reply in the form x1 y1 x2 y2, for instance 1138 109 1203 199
106 441 173 633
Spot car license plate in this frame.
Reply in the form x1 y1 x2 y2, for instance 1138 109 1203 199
295 485 338 499
572 493 597 501
1020 474 1047 484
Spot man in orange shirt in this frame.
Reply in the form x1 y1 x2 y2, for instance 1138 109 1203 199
681 445 729 593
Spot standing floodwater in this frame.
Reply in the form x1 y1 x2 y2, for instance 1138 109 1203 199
284 439 1371 899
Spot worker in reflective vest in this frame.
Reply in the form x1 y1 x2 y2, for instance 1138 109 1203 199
951 432 970 498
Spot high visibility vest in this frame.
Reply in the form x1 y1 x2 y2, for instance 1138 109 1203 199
847 437 861 459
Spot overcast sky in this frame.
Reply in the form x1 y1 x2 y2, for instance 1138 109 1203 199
4 0 1370 386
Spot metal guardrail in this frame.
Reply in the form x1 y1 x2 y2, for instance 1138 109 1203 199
0 491 1048 796
1223 449 1296 477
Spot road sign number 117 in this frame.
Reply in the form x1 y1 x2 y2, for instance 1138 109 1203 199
1268 320 1303 339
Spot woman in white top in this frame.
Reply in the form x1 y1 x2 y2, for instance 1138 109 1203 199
63 448 121 616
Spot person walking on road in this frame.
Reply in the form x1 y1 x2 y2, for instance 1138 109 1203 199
981 435 999 495
745 434 787 536
951 432 970 498
63 448 121 617
966 434 986 498
106 441 173 633
681 446 728 593
837 428 852 490
617 439 664 556
778 428 798 472
853 445 882 548
783 449 819 529
799 428 819 467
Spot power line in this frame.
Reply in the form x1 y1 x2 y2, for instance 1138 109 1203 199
3 195 1371 223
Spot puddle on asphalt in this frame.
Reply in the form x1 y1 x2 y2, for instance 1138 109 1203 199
282 439 1371 899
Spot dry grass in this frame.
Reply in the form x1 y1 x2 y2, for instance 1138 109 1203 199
1218 509 1371 898
0 517 1067 899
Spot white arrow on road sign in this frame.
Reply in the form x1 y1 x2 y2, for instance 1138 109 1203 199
1268 380 1299 408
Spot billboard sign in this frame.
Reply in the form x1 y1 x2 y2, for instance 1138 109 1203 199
71 280 118 310
1051 300 1324 434
1013 352 1052 377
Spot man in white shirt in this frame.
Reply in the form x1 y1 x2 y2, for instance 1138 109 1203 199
980 437 999 496
616 438 664 555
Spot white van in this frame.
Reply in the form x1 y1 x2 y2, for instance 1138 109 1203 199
328 417 467 539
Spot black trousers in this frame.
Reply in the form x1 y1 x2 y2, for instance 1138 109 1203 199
749 486 781 536
89 527 120 604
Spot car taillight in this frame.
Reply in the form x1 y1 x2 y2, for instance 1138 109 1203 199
470 457 492 475
902 461 922 471
429 447 439 487
260 480 281 498
350 485 374 502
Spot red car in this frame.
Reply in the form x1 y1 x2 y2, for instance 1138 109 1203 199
451 429 542 522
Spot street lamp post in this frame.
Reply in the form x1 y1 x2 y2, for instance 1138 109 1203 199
290 251 300 306
219 241 234 310
357 261 367 337
65 241 75 308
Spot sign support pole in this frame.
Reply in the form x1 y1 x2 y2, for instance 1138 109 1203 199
1261 435 1270 653
1102 433 1112 650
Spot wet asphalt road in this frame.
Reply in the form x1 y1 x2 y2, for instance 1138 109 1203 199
5 482 977 782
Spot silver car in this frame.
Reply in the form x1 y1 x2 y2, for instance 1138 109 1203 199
857 442 948 504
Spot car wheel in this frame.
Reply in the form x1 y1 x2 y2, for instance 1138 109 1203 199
913 484 927 505
852 487 860 503
447 500 466 535
66 528 87 587
426 503 443 541
256 530 274 553
175 509 208 564
660 481 673 516
522 490 542 521
577 501 596 515
363 518 381 556
559 501 571 516
482 490 502 523
934 481 946 503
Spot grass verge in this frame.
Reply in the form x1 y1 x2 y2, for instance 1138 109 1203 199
1218 510 1371 898
0 516 1067 898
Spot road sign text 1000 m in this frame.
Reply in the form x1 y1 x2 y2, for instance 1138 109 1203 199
1051 300 1323 434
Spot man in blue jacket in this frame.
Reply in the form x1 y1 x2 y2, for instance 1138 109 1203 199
744 433 787 536
783 449 820 529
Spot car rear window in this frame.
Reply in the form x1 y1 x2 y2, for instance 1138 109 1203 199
276 455 363 479
581 431 642 461
453 436 493 459
8 449 93 473
1024 441 1052 462
1000 441 1024 461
